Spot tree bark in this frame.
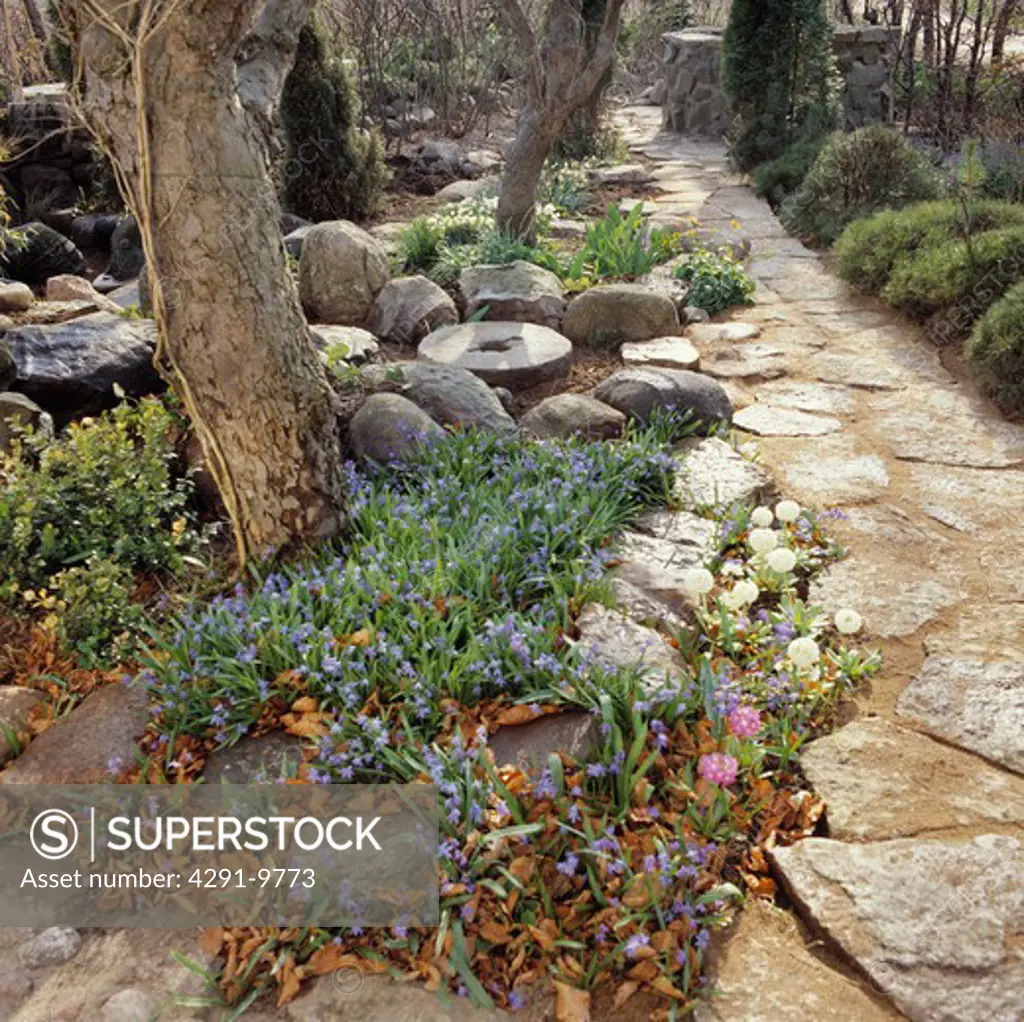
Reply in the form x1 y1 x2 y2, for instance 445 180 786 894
21 0 47 40
992 0 1021 66
497 107 562 241
70 0 346 563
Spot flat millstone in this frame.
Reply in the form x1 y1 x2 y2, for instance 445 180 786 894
771 835 1024 1022
620 337 700 370
802 718 1024 841
693 900 900 1022
686 322 761 344
699 344 788 381
575 603 687 694
809 557 960 639
896 657 1024 774
418 321 572 390
734 404 842 436
672 437 773 510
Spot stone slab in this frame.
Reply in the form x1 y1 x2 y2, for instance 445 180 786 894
734 404 842 437
672 436 774 510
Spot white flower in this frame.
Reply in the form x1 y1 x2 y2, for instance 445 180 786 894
750 506 774 528
775 500 801 523
682 567 715 597
834 608 863 635
767 547 797 573
787 636 820 669
748 528 779 554
725 578 759 609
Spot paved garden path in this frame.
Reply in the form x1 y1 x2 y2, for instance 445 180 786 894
618 105 1024 1022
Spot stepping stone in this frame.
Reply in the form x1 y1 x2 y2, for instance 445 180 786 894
771 435 890 504
673 436 774 511
203 731 305 783
848 327 955 385
809 557 960 639
489 711 601 775
686 322 761 344
802 718 1024 841
896 657 1024 775
840 505 950 554
549 218 588 240
0 688 45 766
575 603 687 693
418 322 572 390
621 337 700 370
908 464 1024 538
877 409 1024 468
0 683 149 783
694 900 899 1022
925 604 1024 661
771 835 1024 1022
699 344 788 381
753 264 849 302
734 404 842 437
310 325 379 364
811 353 907 391
617 198 658 217
589 163 654 187
753 380 855 415
519 393 625 440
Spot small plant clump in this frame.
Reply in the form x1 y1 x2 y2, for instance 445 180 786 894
566 205 679 282
673 249 756 315
136 424 875 1015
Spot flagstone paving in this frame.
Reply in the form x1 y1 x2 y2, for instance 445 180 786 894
618 105 1024 1022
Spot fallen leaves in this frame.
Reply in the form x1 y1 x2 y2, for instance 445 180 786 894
555 980 591 1022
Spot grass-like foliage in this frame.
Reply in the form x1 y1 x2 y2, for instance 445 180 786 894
566 205 679 281
673 248 756 315
966 280 1024 414
780 126 945 246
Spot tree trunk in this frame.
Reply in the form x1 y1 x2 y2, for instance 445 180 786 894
497 108 560 240
992 0 1021 66
71 0 344 563
21 0 46 40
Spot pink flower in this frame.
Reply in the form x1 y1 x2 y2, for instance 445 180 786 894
727 705 762 739
698 752 738 787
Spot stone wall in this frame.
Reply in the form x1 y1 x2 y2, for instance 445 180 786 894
662 24 901 138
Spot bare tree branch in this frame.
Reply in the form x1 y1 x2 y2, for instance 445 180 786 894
569 0 626 108
501 0 544 105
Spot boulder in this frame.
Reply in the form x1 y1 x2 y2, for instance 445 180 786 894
519 393 625 440
418 321 572 390
4 313 161 422
0 222 87 287
0 340 13 391
45 274 119 312
0 392 50 453
309 325 379 365
70 212 124 252
203 731 306 784
593 368 732 433
359 362 517 435
298 220 390 325
283 224 313 261
562 284 678 348
348 393 445 464
368 275 457 346
0 282 34 314
490 711 601 776
458 261 566 329
91 216 144 293
435 178 496 204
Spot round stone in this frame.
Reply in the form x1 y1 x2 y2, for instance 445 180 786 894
418 322 572 390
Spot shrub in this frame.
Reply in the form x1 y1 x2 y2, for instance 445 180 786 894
279 21 387 223
566 205 679 281
965 280 1024 414
0 397 203 601
431 230 562 286
834 199 1024 295
722 0 840 172
880 225 1024 319
538 161 592 216
780 127 945 246
673 249 756 315
976 139 1024 204
752 138 827 208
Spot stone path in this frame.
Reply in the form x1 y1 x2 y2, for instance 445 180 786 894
618 106 1024 1022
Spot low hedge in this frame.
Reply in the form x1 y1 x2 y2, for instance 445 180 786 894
965 280 1024 414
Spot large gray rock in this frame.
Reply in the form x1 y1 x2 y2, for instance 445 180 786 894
519 393 625 440
360 362 517 435
458 261 567 329
309 325 379 365
489 711 601 775
896 657 1024 774
348 393 445 464
203 731 305 784
562 284 679 348
672 436 774 510
418 321 572 390
0 281 33 313
0 340 15 391
1 222 87 287
611 530 708 619
368 275 457 346
4 313 161 422
621 336 700 371
298 221 389 325
803 718 1024 841
593 368 732 433
771 835 1024 1022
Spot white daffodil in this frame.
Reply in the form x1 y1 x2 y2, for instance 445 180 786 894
834 608 863 634
787 636 820 669
748 527 779 554
750 506 774 528
767 547 797 574
725 578 759 609
775 499 801 523
682 567 715 597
